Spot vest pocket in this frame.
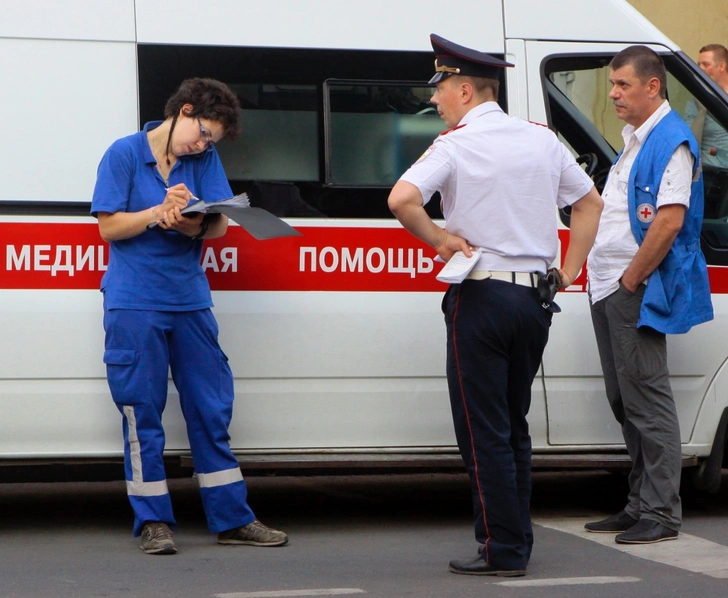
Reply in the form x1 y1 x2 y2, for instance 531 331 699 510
642 267 685 318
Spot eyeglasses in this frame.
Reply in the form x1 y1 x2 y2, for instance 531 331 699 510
196 117 215 148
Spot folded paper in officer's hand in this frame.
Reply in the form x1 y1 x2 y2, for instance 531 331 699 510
436 248 482 284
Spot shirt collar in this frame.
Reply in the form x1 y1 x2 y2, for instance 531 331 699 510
459 101 503 126
622 99 671 145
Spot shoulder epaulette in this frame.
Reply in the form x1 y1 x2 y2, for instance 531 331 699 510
439 124 467 136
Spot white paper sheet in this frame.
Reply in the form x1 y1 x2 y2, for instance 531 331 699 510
435 248 482 284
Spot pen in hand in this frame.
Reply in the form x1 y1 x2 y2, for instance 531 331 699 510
147 189 199 229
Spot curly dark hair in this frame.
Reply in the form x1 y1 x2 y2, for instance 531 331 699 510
164 78 241 140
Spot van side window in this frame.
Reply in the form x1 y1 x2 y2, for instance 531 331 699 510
544 54 728 266
138 44 510 219
221 83 319 184
324 80 442 187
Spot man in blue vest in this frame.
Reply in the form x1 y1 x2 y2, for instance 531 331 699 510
585 45 713 544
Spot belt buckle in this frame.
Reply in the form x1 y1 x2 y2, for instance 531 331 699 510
468 270 492 281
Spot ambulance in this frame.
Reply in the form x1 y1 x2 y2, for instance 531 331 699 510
1 0 727 489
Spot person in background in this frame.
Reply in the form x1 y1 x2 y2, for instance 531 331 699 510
388 34 603 577
684 44 728 167
91 77 287 555
584 46 713 544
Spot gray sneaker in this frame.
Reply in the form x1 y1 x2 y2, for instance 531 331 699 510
140 522 177 555
217 520 288 547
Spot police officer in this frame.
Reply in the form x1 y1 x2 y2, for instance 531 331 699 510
388 34 603 576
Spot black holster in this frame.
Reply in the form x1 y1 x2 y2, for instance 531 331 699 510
537 268 562 313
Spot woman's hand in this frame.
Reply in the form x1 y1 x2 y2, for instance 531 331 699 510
158 208 204 237
155 183 202 236
154 183 192 219
162 183 193 208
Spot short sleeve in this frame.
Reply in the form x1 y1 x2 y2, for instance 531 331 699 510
656 144 694 209
556 143 595 208
398 141 454 205
90 143 135 217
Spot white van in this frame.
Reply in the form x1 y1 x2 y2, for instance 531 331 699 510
1 0 726 489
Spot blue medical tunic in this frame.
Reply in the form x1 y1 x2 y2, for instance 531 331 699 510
91 121 233 311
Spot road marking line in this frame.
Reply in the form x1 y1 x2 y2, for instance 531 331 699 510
496 576 640 587
214 589 366 598
535 516 728 579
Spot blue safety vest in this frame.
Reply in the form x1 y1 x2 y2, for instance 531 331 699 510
624 109 713 334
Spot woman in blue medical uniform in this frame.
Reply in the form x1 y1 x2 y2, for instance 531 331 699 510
91 78 287 555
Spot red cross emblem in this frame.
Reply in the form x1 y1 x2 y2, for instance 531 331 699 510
637 203 655 223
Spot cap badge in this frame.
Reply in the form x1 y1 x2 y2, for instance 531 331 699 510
434 58 461 76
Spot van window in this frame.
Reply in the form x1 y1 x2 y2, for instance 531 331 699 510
138 44 509 219
544 54 728 266
222 83 319 184
324 80 442 187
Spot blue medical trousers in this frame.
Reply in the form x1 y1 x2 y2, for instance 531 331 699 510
103 307 256 536
443 279 551 570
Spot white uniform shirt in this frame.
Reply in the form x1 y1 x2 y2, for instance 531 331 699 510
399 102 594 274
587 100 695 304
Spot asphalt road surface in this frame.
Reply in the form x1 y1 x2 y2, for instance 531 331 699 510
0 469 727 598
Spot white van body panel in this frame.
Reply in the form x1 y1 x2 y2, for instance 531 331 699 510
0 0 135 42
134 0 506 52
0 39 137 202
0 0 726 479
504 0 675 47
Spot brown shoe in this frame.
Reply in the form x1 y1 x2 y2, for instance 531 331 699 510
140 522 177 555
217 519 288 547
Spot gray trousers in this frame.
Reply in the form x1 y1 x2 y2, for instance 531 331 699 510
590 282 682 531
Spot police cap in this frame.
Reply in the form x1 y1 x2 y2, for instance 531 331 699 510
429 33 514 84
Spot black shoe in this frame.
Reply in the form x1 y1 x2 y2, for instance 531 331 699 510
615 519 678 544
448 556 526 577
584 510 638 533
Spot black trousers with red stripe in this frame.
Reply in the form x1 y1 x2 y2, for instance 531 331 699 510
443 278 552 570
